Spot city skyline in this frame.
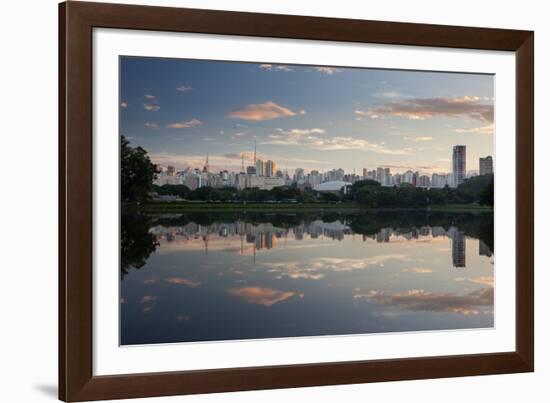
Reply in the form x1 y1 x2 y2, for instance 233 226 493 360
121 57 495 175
153 141 492 191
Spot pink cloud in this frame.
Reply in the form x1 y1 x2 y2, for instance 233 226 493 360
227 101 298 121
365 96 493 122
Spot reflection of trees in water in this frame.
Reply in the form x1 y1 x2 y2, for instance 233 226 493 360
144 210 494 254
121 211 159 278
348 210 494 254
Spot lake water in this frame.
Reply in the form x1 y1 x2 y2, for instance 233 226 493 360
120 210 494 345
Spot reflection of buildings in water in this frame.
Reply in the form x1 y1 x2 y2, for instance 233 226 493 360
376 228 392 243
431 226 448 237
265 233 275 249
419 226 430 236
479 240 493 257
202 234 209 255
149 220 485 268
448 226 466 268
166 232 176 242
293 226 304 240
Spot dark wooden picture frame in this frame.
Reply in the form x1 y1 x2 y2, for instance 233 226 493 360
59 1 534 401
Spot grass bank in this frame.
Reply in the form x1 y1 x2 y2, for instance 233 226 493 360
140 202 362 212
139 201 492 213
428 204 493 211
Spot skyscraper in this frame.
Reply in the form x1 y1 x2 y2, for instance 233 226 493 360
383 168 391 186
376 167 384 183
255 160 263 176
452 145 466 187
479 156 493 176
265 160 275 177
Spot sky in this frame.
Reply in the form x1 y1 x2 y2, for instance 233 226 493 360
120 56 495 175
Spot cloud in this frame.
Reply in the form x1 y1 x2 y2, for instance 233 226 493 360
143 103 160 111
227 101 298 121
259 64 293 72
454 123 495 135
165 277 201 288
403 136 433 142
364 96 493 122
313 67 343 75
176 84 192 92
144 94 156 99
374 91 405 99
359 287 493 316
149 151 329 172
144 121 159 129
150 152 243 171
120 101 128 108
165 118 202 129
276 128 326 136
264 129 409 154
226 286 297 306
354 109 370 120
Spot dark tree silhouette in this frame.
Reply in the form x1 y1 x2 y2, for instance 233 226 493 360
121 211 158 278
121 135 156 204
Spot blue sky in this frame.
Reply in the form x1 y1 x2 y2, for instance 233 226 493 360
120 56 494 175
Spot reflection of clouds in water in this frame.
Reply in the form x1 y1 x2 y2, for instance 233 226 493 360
226 286 302 306
402 268 433 273
140 295 157 303
357 287 493 316
154 235 327 255
164 277 201 288
454 276 494 287
263 255 409 280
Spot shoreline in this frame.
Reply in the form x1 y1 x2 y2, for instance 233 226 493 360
137 201 493 213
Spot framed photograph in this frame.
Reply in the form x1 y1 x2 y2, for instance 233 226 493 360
59 1 534 401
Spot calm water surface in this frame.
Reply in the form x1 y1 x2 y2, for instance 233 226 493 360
120 210 494 345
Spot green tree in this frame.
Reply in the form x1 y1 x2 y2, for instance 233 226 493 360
479 182 494 206
121 135 156 204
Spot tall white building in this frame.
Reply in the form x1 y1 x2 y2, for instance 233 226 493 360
256 159 265 177
265 160 275 177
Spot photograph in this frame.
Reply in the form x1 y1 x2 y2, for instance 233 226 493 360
119 57 495 345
